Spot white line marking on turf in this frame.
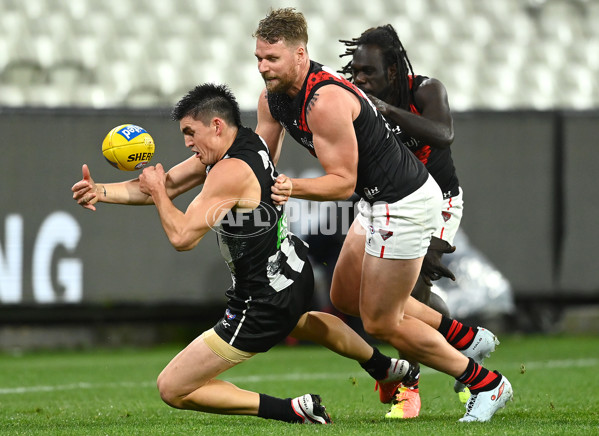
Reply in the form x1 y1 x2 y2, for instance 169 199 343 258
519 358 599 369
1 357 597 395
0 381 156 395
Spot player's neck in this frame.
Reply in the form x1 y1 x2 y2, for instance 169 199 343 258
287 58 311 98
216 126 240 161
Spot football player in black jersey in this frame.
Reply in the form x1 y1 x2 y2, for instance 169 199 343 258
254 8 512 422
339 24 470 417
72 83 414 424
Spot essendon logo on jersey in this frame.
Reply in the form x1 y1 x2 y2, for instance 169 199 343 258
379 230 394 241
442 211 451 222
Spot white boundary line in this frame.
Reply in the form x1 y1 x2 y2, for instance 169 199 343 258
1 357 597 395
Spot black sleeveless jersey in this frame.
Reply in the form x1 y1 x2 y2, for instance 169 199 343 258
211 127 309 299
389 75 460 199
267 61 428 204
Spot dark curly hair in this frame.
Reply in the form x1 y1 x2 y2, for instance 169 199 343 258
339 24 415 110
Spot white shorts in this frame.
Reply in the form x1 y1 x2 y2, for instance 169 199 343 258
357 175 443 259
434 187 463 246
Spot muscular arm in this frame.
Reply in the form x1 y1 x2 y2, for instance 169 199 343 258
140 159 259 251
255 88 285 165
102 155 207 204
72 156 207 210
370 78 454 148
286 86 358 201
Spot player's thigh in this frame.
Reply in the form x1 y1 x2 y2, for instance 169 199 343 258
158 332 239 393
330 219 365 316
359 254 423 327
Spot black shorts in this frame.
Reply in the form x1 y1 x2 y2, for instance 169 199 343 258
213 262 314 353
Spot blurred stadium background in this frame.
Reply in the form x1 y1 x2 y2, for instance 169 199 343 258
1 0 598 349
1 0 598 109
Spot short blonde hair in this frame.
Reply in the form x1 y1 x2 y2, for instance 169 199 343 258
253 7 308 46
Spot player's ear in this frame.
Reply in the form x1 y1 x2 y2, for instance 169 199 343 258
213 117 223 136
296 45 306 64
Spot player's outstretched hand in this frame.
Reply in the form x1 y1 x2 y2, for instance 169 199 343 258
271 173 293 206
72 164 98 211
421 236 456 286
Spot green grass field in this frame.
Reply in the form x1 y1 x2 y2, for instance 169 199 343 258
1 334 598 435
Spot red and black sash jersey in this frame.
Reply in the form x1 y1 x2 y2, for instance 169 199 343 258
211 127 309 298
267 61 428 204
389 75 460 199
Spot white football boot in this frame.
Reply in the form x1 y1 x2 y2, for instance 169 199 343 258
459 372 513 422
375 358 411 403
291 394 331 424
454 327 500 395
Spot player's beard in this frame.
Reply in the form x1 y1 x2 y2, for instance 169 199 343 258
262 72 294 94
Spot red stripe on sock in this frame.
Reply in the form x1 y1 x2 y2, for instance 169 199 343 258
454 330 475 349
463 365 483 385
469 371 498 391
447 320 460 342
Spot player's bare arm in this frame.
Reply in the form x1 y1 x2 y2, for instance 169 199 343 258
371 78 454 148
104 155 206 204
256 88 285 164
280 86 358 201
72 156 207 210
139 158 258 251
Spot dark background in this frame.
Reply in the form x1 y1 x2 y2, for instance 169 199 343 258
1 108 597 331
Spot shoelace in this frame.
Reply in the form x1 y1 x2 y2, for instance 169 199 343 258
403 366 420 386
464 393 478 414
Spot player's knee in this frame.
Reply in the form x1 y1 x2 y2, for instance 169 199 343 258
330 289 359 317
362 313 405 342
362 321 389 341
156 372 185 409
329 291 344 312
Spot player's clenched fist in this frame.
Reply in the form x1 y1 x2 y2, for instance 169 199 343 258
271 173 293 206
